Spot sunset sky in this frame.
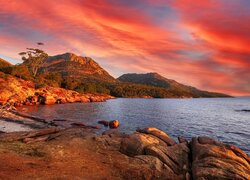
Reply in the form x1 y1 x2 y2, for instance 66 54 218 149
0 0 249 96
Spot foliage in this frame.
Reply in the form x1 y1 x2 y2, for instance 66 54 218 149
0 64 31 80
0 59 11 70
108 83 175 98
19 43 48 77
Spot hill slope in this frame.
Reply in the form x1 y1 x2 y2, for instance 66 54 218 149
0 55 231 98
42 53 115 82
0 58 12 69
118 73 231 98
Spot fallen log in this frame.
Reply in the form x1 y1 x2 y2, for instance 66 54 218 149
0 128 60 142
10 110 48 123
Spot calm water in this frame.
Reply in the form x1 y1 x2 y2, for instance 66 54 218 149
21 98 250 154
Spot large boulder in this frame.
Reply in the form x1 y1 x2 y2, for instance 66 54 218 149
144 143 191 178
191 137 250 179
120 128 190 179
137 127 176 146
120 132 167 156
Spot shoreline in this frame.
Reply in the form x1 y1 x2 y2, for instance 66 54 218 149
0 104 249 179
0 122 249 179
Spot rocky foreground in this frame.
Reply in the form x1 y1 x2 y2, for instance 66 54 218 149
0 72 114 106
0 127 249 179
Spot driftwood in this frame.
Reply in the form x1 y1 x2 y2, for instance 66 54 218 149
10 110 48 123
0 128 60 142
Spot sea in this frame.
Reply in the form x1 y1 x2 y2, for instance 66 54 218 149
21 97 250 154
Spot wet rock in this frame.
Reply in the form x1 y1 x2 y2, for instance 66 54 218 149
109 120 119 129
102 129 124 138
197 136 221 145
38 95 46 104
178 136 188 144
79 96 90 103
137 127 176 146
191 137 250 179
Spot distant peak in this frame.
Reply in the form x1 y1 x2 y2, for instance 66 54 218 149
48 52 96 64
147 72 161 76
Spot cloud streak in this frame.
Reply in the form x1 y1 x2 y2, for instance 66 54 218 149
0 0 249 95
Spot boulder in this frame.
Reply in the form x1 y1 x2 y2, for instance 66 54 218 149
90 96 105 102
137 127 176 146
144 143 190 177
102 129 123 137
178 136 188 144
135 155 165 172
109 120 119 129
79 96 90 103
191 137 250 179
44 96 56 105
120 132 167 156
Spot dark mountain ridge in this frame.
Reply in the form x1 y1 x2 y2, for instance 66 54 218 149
118 73 231 98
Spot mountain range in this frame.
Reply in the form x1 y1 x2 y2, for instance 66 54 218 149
0 53 230 98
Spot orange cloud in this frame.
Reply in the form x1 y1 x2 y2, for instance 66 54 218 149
0 0 249 95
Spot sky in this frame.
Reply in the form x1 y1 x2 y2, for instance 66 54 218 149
0 0 249 96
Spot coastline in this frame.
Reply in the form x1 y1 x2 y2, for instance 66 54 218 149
0 107 249 179
0 121 249 179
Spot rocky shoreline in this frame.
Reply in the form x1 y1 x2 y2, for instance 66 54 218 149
0 113 249 180
0 73 114 107
0 104 249 179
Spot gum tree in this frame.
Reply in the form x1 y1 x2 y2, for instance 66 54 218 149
19 43 48 77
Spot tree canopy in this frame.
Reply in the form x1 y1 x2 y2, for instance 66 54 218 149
19 43 48 77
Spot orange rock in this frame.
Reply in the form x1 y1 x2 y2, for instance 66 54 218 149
44 96 56 105
109 120 119 129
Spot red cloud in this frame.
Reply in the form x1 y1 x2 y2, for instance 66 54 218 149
0 0 249 95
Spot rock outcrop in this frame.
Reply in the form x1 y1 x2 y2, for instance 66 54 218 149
191 137 250 179
120 128 190 179
120 128 250 179
0 126 249 179
0 73 113 106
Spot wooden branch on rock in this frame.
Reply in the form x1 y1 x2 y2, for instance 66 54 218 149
0 128 60 142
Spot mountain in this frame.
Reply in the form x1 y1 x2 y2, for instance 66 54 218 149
0 54 231 98
117 73 231 98
42 53 115 82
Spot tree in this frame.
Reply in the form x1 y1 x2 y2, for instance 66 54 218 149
19 43 48 77
11 64 30 80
